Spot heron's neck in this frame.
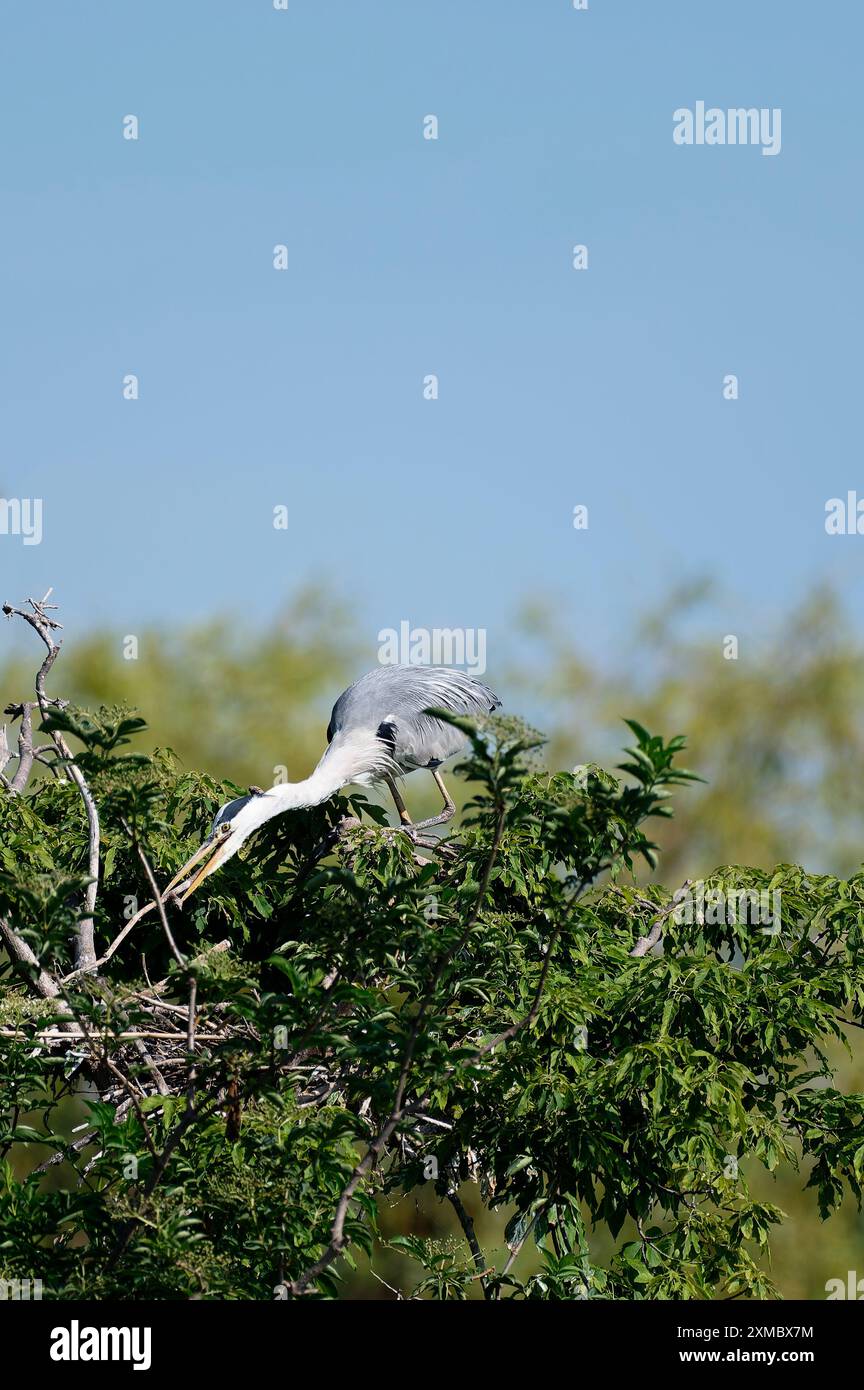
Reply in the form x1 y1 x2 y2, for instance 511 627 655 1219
249 731 394 827
263 765 347 815
259 736 374 816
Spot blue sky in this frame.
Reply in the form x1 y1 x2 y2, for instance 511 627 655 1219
2 0 861 671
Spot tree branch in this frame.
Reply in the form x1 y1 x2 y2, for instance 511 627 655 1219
0 913 65 1005
2 591 100 972
447 1189 490 1297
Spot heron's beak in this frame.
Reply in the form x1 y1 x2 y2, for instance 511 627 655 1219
162 823 236 906
178 831 240 902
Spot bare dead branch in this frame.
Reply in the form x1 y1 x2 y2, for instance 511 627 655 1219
0 913 66 1006
0 723 9 782
186 976 197 1113
0 705 41 793
2 591 100 972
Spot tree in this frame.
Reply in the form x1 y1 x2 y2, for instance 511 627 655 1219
1 593 862 1300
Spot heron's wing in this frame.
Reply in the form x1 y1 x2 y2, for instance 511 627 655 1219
386 669 500 767
327 666 500 770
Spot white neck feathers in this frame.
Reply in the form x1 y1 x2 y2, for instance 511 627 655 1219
252 728 397 819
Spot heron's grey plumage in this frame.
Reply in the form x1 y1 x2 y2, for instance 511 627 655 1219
325 665 501 775
174 665 501 902
212 793 257 832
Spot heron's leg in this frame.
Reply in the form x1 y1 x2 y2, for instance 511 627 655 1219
409 769 456 831
384 773 414 827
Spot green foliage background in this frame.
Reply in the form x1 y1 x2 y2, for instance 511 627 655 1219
1 580 863 1299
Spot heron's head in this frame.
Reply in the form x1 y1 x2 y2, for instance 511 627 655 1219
172 792 276 904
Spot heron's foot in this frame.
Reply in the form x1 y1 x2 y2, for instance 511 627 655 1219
386 825 446 850
379 824 456 859
408 810 456 832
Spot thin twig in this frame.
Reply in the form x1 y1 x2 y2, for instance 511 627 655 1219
101 1059 160 1161
129 829 187 969
186 976 197 1113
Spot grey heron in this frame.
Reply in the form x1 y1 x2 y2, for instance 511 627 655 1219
166 665 501 903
